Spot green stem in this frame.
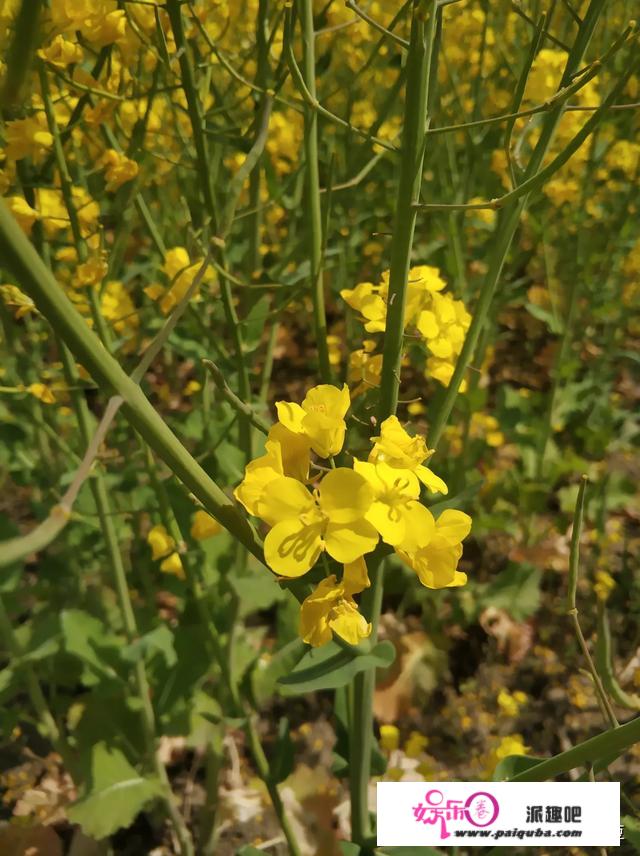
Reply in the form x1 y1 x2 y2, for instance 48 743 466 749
39 64 112 349
58 347 194 855
297 0 332 383
349 556 385 845
566 475 619 728
427 0 619 449
0 595 66 752
508 714 640 782
377 0 437 421
246 717 303 856
166 0 254 460
350 2 439 845
0 200 264 562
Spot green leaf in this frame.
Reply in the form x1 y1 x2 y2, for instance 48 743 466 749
525 300 563 333
60 609 123 684
250 638 306 708
271 717 295 784
230 563 286 618
14 612 61 664
492 754 546 781
121 625 177 668
68 743 164 839
428 476 484 515
278 640 396 695
479 562 541 621
241 295 271 352
622 815 640 853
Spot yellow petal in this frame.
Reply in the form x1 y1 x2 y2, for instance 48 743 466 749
343 556 370 594
233 449 282 519
267 423 310 482
325 519 378 564
329 601 371 645
435 509 472 544
299 576 339 646
275 400 306 434
302 383 350 421
190 510 222 541
264 518 323 577
397 502 436 553
159 551 184 578
366 500 406 546
318 468 373 524
415 464 448 494
257 475 314 525
28 382 56 404
302 413 346 458
147 524 175 560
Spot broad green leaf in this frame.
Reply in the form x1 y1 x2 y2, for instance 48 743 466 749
14 612 61 664
187 690 224 750
60 609 123 685
121 625 177 668
492 754 546 781
278 640 396 695
231 563 285 618
478 563 541 622
250 638 306 708
68 743 164 839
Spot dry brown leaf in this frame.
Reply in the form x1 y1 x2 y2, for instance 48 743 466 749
374 626 445 722
479 606 534 664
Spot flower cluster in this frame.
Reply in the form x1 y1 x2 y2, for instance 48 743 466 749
341 265 471 390
234 384 471 647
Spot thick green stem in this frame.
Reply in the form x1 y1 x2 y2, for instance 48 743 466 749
298 0 332 382
0 200 264 562
349 556 385 845
350 2 438 846
377 0 437 421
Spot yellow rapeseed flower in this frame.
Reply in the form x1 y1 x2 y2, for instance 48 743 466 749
299 559 371 647
100 149 139 192
38 34 84 68
276 383 350 459
147 524 175 561
258 468 378 577
160 552 185 579
369 416 448 494
190 510 222 541
354 460 436 548
379 725 400 752
396 509 471 589
28 383 56 404
5 196 39 234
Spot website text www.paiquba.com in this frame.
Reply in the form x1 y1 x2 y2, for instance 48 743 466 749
453 829 583 840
